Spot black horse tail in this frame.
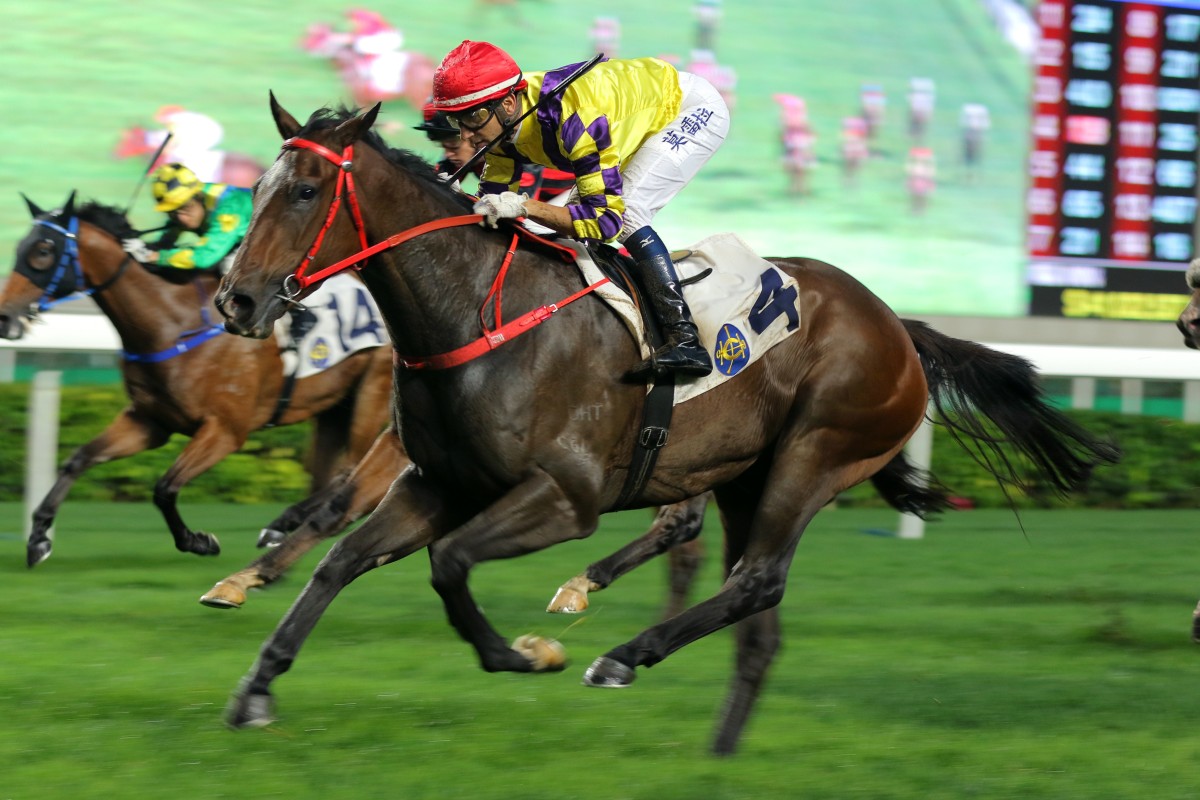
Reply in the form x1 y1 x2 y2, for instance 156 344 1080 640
901 319 1121 496
869 450 954 520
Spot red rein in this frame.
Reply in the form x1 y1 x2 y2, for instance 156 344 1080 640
280 137 608 369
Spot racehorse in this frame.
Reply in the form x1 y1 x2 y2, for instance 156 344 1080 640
213 98 1119 755
1172 258 1200 643
0 193 393 567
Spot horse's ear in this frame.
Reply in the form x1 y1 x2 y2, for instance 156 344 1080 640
361 102 382 131
270 91 302 140
333 102 382 145
20 192 44 218
62 190 77 219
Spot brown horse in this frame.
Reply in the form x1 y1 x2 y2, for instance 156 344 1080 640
1173 257 1200 643
0 193 393 567
213 99 1118 754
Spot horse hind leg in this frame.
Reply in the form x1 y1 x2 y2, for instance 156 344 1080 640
547 492 710 615
583 432 904 755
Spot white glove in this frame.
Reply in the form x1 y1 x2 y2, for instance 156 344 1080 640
473 192 528 228
121 238 156 263
437 172 463 193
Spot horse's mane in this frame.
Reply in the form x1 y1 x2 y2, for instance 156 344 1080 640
298 107 475 214
75 200 139 241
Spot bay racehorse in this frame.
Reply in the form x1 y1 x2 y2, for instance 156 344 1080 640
0 193 393 567
1172 257 1200 643
213 99 1119 755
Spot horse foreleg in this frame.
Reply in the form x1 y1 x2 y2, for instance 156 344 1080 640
201 432 405 609
429 470 596 674
226 470 445 728
547 492 709 615
153 420 244 556
27 409 167 568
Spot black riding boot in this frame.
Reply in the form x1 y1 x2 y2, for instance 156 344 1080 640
632 253 713 378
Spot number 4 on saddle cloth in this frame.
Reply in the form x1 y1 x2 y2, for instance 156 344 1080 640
569 232 802 405
274 272 388 378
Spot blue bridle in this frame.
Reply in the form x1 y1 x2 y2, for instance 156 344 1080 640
29 216 89 312
21 214 225 363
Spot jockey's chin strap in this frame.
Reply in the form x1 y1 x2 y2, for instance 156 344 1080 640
32 217 131 312
279 136 609 370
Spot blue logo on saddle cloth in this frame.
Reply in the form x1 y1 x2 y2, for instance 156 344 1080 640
307 337 332 369
713 324 751 376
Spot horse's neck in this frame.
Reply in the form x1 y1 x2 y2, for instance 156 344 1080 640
365 227 577 358
355 160 584 356
80 228 216 347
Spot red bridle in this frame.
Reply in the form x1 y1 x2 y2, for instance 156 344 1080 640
274 136 609 370
280 137 481 297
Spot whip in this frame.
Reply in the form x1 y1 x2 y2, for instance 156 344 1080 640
122 131 173 214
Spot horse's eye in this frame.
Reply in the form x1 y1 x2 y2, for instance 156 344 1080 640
27 239 56 271
297 185 317 202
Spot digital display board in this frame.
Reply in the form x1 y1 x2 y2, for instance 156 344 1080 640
1026 0 1200 319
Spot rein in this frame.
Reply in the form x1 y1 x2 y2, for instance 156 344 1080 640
280 136 609 370
121 279 226 364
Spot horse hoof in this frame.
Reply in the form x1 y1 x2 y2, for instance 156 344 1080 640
546 586 589 614
199 582 246 609
582 656 636 688
26 539 52 569
257 528 286 548
512 635 567 672
225 689 276 729
184 532 221 557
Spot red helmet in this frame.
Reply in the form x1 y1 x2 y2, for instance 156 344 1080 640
432 40 527 112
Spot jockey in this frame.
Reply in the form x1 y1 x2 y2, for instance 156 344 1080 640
431 40 730 378
120 162 252 272
415 99 576 202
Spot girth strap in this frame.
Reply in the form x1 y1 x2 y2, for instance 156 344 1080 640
614 375 676 508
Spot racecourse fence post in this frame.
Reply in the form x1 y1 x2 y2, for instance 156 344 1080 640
25 370 61 541
896 404 933 540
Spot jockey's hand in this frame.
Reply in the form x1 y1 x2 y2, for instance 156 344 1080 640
473 192 528 229
437 172 463 193
121 238 158 263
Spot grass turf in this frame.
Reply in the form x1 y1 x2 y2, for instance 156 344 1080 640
1 502 1197 799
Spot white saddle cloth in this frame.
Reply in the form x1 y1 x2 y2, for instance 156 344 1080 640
563 232 803 405
275 273 389 379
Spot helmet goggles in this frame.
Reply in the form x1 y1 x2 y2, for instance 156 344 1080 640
446 96 506 132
